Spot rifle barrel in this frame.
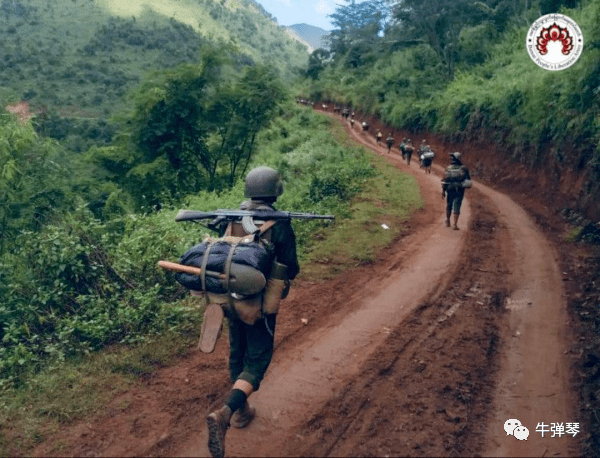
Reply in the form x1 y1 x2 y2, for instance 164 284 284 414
175 209 335 222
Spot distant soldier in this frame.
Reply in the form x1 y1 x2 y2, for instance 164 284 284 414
399 137 408 160
350 117 355 128
362 121 369 132
342 108 349 119
419 140 434 173
386 134 394 154
442 152 471 230
322 103 328 111
405 139 414 165
376 130 383 145
351 111 355 119
333 105 341 115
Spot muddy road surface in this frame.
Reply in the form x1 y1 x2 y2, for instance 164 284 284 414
33 114 578 457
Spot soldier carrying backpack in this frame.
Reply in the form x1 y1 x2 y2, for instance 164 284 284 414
201 167 299 457
160 167 334 458
399 138 407 160
442 152 472 230
404 139 414 165
386 134 394 154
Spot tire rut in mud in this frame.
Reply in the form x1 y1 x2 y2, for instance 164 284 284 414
284 190 510 457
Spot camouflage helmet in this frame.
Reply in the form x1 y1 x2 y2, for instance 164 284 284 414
245 166 283 199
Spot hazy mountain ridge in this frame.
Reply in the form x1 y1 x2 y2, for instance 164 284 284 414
287 23 330 50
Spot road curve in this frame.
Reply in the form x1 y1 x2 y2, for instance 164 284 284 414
175 112 574 457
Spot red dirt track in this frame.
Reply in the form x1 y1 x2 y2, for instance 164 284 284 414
32 109 580 457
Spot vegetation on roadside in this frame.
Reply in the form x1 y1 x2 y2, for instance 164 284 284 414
0 98 422 455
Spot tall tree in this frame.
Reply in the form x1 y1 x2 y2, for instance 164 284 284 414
327 0 390 63
0 113 67 254
391 0 486 78
94 48 286 209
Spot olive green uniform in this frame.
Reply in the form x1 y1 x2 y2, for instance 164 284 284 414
442 165 471 214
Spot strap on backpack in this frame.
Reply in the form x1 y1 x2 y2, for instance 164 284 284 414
200 240 216 308
224 241 241 318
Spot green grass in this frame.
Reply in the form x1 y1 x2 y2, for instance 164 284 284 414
302 122 423 279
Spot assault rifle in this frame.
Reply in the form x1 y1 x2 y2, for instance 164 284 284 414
175 209 335 233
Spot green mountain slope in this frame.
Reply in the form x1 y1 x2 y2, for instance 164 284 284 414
0 0 308 118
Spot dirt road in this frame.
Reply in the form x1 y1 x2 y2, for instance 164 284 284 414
33 112 578 457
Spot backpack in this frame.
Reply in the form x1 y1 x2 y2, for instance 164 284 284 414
176 201 276 295
176 204 288 324
444 164 466 182
444 165 467 190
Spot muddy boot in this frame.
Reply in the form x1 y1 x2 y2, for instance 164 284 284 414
206 405 232 458
230 401 255 429
445 219 450 227
453 225 460 230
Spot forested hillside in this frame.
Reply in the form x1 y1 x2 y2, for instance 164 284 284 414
0 0 308 151
301 0 600 221
0 0 315 389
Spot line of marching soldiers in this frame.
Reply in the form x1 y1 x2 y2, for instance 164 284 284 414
295 98 436 172
294 97 470 234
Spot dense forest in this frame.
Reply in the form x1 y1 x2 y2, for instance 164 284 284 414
302 0 600 221
0 0 315 380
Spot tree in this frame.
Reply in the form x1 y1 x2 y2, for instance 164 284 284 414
0 112 67 254
327 0 390 62
223 64 286 185
306 48 331 80
391 0 486 78
95 47 286 209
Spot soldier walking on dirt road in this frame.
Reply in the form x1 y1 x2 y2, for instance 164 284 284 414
442 152 471 230
206 167 300 458
405 139 414 165
386 134 394 154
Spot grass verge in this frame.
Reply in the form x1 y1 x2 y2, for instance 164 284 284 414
302 118 423 279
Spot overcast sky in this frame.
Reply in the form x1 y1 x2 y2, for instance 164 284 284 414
253 0 337 30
